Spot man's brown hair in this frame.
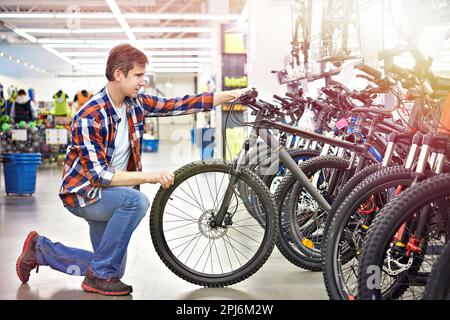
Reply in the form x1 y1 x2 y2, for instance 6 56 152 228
105 43 148 81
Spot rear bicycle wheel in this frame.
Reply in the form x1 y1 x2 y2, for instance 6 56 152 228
424 241 450 300
274 155 351 270
150 160 277 287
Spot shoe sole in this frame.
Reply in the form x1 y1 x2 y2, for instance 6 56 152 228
81 282 132 296
16 231 39 283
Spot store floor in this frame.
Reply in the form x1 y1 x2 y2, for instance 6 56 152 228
0 141 328 300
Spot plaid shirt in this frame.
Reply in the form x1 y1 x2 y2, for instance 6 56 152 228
59 86 214 208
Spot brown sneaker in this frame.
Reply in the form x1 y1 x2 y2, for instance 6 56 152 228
81 269 133 296
16 231 40 283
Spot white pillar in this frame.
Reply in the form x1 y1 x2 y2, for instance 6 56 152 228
247 0 293 100
356 0 384 68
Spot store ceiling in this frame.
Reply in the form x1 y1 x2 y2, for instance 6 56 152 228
0 0 248 77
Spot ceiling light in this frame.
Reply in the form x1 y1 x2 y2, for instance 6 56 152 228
61 50 214 57
123 13 240 20
106 0 136 42
0 13 53 19
42 44 88 72
48 43 214 49
13 28 37 43
131 27 213 33
0 12 238 21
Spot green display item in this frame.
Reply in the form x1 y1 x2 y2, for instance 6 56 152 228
29 121 36 129
1 115 10 123
1 123 10 132
18 120 27 129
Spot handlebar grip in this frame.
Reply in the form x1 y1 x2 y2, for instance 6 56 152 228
245 89 258 99
273 94 289 105
387 64 411 80
356 63 382 80
285 92 295 98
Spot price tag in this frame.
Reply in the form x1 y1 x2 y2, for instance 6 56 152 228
335 118 349 130
11 129 27 141
46 129 68 145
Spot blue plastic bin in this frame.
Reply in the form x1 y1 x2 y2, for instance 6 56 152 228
2 153 41 195
142 139 159 152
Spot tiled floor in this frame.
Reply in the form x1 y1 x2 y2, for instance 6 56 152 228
0 141 328 300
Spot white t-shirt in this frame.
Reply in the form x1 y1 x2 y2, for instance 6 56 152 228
110 101 131 171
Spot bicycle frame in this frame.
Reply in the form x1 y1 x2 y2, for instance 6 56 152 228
211 112 384 227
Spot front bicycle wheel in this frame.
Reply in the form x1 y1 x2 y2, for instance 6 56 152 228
150 160 277 287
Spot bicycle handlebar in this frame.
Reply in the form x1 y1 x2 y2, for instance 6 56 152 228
355 63 382 80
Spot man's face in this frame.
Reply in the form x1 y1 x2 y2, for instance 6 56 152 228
119 63 146 98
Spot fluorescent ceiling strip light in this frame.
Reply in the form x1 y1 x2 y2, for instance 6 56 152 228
147 51 214 56
105 0 136 42
13 28 37 43
148 63 204 68
122 13 240 20
11 27 86 72
39 38 213 44
38 39 124 44
62 50 214 57
142 43 214 49
0 13 113 19
49 43 214 49
138 38 213 44
151 57 212 63
131 27 213 33
86 68 204 73
81 69 202 74
18 28 70 34
80 63 204 68
148 68 203 73
0 13 238 20
42 44 88 71
73 57 211 63
19 28 123 34
19 27 212 34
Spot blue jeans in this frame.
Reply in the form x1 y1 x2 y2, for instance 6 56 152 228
35 187 150 279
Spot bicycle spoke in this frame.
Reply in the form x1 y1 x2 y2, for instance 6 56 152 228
173 233 202 253
186 180 206 211
214 173 226 211
205 172 217 210
194 175 206 209
164 212 198 223
231 223 264 236
172 192 204 212
213 240 224 274
166 231 202 243
167 203 198 221
164 221 196 233
184 233 203 265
